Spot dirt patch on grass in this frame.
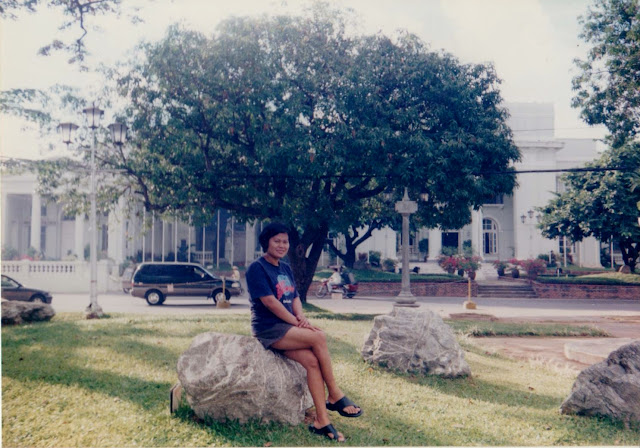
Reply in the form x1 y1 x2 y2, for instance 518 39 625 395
455 314 640 371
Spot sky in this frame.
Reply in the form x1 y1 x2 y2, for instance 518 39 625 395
0 0 607 161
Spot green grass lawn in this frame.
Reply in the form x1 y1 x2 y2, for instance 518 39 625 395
2 312 637 447
314 269 460 282
536 272 640 285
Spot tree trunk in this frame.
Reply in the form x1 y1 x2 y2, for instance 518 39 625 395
328 241 356 268
288 224 329 303
619 240 638 273
327 222 382 269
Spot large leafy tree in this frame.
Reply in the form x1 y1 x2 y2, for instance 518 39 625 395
572 0 640 148
539 144 640 272
541 0 640 273
39 7 520 300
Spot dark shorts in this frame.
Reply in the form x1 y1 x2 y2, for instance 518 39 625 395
254 322 294 349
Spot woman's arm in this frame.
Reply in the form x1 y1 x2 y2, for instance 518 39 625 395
259 295 299 326
292 297 319 330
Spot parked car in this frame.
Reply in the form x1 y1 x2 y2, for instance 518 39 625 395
130 262 243 306
1 275 53 304
121 264 136 293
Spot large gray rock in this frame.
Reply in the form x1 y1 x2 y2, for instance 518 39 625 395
177 332 313 425
1 299 55 325
561 340 640 423
362 307 471 378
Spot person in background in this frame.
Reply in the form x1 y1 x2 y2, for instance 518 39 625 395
328 267 343 290
245 222 362 443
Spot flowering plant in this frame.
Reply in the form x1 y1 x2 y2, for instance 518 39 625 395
460 255 482 273
516 258 547 278
492 260 508 270
438 255 461 272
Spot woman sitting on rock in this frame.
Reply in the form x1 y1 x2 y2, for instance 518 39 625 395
245 222 362 442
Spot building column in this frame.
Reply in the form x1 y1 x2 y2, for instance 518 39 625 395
1 192 9 248
108 207 124 265
75 214 85 259
30 194 41 251
428 228 442 260
471 208 483 258
245 221 257 263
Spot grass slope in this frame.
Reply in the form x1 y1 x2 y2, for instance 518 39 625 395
2 313 637 446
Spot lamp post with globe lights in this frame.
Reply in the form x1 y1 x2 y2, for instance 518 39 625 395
57 104 127 317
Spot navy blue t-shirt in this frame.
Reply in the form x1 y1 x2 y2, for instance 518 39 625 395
245 257 299 335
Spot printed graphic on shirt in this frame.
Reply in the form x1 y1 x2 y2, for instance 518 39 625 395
276 274 295 303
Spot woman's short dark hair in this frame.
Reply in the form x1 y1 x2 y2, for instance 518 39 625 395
258 222 290 252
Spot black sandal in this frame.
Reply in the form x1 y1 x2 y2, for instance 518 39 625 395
309 423 344 442
326 395 363 418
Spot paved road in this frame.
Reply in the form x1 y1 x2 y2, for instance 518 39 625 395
49 291 640 320
49 291 252 315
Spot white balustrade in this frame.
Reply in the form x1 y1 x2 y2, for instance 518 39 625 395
1 260 115 293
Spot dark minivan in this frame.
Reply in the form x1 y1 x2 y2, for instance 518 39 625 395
131 263 242 306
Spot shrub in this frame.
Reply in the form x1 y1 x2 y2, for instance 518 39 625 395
2 245 19 260
492 260 508 270
418 238 429 254
368 251 381 267
354 252 370 270
460 255 482 273
515 258 547 279
537 254 549 263
537 253 557 267
492 260 508 276
382 258 397 272
441 246 458 256
119 260 132 276
437 255 460 272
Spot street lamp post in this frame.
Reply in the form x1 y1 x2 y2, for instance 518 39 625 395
58 104 127 318
395 188 418 307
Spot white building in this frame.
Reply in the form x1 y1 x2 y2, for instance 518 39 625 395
1 103 604 291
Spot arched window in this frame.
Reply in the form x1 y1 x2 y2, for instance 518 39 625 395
483 218 498 255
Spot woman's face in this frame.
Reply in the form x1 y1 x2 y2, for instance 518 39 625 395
267 233 290 260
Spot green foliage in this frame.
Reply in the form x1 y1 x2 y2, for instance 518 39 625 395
19 5 519 299
462 239 473 256
2 245 19 260
536 272 640 285
492 260 508 270
418 238 429 254
538 143 640 272
382 258 397 272
368 250 381 267
512 258 547 277
573 0 640 147
441 246 459 256
356 271 459 283
447 320 610 337
459 255 482 273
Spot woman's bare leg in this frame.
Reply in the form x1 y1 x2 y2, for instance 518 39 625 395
282 349 344 442
271 327 360 415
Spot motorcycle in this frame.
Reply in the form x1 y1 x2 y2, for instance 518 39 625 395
315 272 358 298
